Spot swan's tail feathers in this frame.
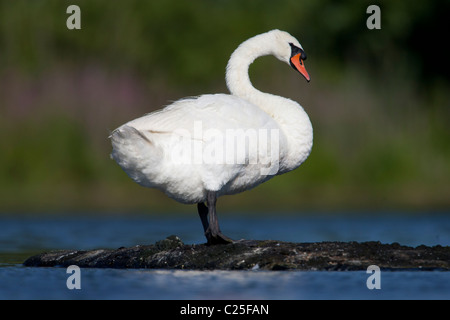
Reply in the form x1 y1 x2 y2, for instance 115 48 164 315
110 125 153 155
109 125 162 186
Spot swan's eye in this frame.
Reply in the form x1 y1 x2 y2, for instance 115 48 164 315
289 43 307 61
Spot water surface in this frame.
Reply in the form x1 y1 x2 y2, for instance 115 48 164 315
0 213 449 299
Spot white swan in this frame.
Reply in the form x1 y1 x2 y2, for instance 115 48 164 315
110 30 313 244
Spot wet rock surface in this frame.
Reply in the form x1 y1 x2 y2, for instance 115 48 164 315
23 236 450 271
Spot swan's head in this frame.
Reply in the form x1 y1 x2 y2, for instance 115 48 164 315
270 30 310 82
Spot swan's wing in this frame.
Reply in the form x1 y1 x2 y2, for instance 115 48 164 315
111 94 286 194
123 94 277 135
115 94 284 181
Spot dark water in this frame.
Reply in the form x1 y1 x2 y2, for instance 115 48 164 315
0 213 449 300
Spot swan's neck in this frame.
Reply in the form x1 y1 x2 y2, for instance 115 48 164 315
226 34 270 103
225 33 313 172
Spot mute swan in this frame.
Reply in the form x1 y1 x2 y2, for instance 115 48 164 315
110 29 313 244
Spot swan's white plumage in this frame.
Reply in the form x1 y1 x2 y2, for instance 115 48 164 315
110 29 313 205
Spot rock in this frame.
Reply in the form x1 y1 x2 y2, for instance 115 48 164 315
23 237 450 271
155 235 184 251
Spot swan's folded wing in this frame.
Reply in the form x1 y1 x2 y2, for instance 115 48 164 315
123 93 277 138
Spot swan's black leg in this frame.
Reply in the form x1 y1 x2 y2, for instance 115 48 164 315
197 202 209 233
202 191 233 245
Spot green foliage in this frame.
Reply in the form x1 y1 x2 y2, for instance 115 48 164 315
0 0 449 212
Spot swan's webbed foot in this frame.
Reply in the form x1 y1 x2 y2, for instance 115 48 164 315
205 229 234 245
197 192 234 245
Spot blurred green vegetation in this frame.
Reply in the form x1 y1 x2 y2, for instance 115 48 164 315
0 0 449 213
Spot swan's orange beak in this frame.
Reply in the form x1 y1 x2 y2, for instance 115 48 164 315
290 53 310 82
